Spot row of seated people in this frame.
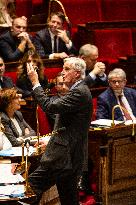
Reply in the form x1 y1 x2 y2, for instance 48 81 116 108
0 12 78 63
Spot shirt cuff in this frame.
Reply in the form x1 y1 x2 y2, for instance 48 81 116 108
49 53 55 59
65 40 72 49
89 71 96 80
32 83 41 90
98 73 107 80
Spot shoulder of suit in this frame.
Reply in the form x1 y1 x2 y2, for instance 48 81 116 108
14 110 23 119
0 30 11 39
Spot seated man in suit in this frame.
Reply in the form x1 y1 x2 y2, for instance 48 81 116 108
34 11 77 59
79 44 108 88
0 16 35 62
96 68 136 121
0 56 14 89
78 44 108 196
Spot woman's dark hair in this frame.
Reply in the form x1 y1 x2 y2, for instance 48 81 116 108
17 50 44 80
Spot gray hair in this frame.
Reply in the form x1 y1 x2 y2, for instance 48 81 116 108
79 44 98 57
108 68 126 80
64 57 86 79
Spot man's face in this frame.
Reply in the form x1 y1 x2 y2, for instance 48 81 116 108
82 52 98 70
0 58 5 77
11 18 27 36
62 61 79 87
109 77 126 95
48 15 63 35
56 76 69 96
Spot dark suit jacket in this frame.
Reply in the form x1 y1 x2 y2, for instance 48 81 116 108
33 81 92 174
1 111 36 146
0 31 33 62
96 87 136 120
84 74 108 88
1 76 14 88
33 28 77 58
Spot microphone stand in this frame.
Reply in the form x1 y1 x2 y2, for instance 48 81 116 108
111 104 135 137
36 106 41 155
25 141 33 195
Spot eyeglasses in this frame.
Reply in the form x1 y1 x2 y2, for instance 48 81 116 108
110 80 125 84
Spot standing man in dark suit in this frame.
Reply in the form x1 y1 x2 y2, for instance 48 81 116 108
26 57 92 205
34 11 77 59
0 57 14 88
96 68 136 120
0 16 35 62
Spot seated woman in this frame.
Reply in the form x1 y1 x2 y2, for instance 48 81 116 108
0 88 36 146
16 50 48 98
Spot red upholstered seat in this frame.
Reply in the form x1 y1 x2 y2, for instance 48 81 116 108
101 0 136 21
37 106 52 136
44 67 62 82
93 28 133 64
4 72 17 84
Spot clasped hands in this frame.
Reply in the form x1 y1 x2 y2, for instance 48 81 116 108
92 62 106 76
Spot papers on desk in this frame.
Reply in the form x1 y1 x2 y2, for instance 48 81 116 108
91 119 124 128
0 164 25 199
0 146 35 157
0 184 25 198
0 164 24 184
125 119 136 125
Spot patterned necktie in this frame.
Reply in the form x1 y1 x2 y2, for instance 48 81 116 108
54 35 57 53
118 95 132 120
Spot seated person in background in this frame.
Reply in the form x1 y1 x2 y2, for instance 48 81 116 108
0 16 35 62
16 51 48 98
0 56 14 89
79 44 108 87
96 68 136 121
34 11 77 59
0 88 36 147
0 0 13 27
77 44 108 196
46 72 69 129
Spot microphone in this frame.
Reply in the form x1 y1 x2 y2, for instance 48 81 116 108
24 138 31 147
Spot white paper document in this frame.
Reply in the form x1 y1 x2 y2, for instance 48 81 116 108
0 146 35 157
0 164 24 184
91 119 124 127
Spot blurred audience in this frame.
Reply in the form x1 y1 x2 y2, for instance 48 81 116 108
16 51 48 98
0 88 36 147
34 11 77 59
96 68 136 120
0 16 35 62
0 56 14 89
0 0 13 27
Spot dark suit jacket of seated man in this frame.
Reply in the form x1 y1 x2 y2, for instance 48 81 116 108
33 11 77 59
96 68 136 121
0 16 35 62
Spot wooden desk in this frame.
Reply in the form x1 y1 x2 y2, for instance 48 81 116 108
5 59 63 72
88 124 136 205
